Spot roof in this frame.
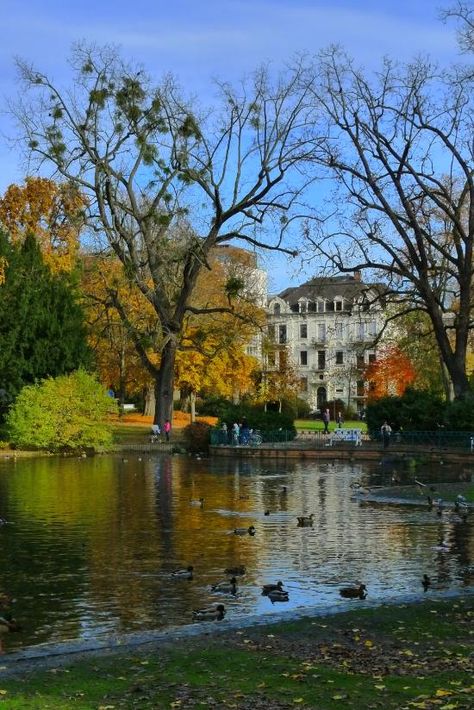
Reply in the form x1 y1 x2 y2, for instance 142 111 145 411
276 275 380 307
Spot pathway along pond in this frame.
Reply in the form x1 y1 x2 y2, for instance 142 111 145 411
0 453 473 652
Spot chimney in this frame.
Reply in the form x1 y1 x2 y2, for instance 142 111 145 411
354 270 361 282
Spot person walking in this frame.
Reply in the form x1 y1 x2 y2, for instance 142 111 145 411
164 419 171 442
336 411 343 428
381 421 392 449
232 421 240 445
322 408 330 434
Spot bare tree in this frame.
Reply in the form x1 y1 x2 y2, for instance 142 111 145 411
13 45 317 425
304 40 474 400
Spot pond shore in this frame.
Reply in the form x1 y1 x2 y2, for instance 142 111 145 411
1 593 473 708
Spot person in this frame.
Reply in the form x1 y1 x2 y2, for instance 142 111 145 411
381 421 392 449
336 411 343 429
220 422 228 444
150 423 161 442
232 421 240 445
240 419 250 445
322 408 330 434
164 419 171 442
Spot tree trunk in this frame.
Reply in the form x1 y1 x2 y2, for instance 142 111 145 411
144 385 155 417
154 338 177 427
190 391 196 423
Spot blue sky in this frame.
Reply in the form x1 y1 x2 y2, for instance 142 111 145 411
0 0 462 289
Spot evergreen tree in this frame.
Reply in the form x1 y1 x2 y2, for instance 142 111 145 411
0 231 91 403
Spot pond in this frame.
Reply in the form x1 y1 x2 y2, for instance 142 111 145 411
0 453 473 652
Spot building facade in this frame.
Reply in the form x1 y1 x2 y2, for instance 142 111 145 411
266 273 384 415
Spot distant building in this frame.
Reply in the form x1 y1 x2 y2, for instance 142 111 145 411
266 273 385 414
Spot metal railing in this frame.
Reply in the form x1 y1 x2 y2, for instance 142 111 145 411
369 430 474 449
210 428 296 446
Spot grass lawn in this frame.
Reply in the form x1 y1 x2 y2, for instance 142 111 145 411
295 419 368 432
1 597 473 708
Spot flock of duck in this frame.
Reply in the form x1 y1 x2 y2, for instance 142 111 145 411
175 491 371 623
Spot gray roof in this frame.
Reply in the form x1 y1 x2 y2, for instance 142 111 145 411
276 275 381 307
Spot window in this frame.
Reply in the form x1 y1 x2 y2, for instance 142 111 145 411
299 376 308 393
335 299 343 311
267 352 276 367
318 323 326 342
336 351 344 365
357 354 365 369
273 303 281 315
300 323 308 339
299 300 307 313
278 325 287 344
335 387 344 394
368 353 376 363
267 325 275 340
357 379 365 397
317 350 326 369
300 351 308 366
368 321 377 337
317 300 325 313
335 322 343 339
356 322 365 340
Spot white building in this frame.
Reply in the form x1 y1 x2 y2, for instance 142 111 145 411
266 273 385 414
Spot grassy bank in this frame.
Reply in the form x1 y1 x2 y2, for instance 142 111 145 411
1 596 473 708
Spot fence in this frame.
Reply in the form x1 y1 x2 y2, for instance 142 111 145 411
369 430 474 449
210 428 296 446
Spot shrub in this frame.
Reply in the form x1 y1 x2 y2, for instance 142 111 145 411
366 388 444 433
6 370 117 452
182 421 211 453
443 396 474 431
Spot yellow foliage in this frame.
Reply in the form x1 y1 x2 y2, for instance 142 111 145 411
0 177 86 273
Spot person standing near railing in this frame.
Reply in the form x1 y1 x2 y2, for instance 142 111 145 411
323 409 330 434
381 421 392 449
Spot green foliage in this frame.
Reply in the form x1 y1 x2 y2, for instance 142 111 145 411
216 401 296 436
443 395 474 431
6 370 117 451
366 388 445 432
182 421 211 453
0 232 91 404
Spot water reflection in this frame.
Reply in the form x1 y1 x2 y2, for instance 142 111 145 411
0 454 472 651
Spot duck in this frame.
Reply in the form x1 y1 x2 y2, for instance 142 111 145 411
264 510 270 516
234 526 256 536
171 565 194 579
0 614 21 654
422 574 431 592
192 604 226 621
339 584 367 600
224 565 246 576
190 498 205 508
262 580 285 596
267 588 289 603
211 577 238 594
297 514 314 527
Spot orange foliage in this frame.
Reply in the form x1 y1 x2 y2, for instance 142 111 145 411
365 345 416 400
0 177 86 273
119 411 217 429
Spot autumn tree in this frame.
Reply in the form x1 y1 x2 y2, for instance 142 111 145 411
0 176 85 273
364 345 415 401
304 15 474 400
15 46 317 427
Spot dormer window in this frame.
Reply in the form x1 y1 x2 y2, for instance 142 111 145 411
317 300 325 313
299 300 308 313
335 298 343 311
273 303 281 316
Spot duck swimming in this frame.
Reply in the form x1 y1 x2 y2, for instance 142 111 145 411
262 580 285 595
339 584 367 599
192 604 226 621
171 565 194 579
211 577 238 594
0 614 21 654
267 588 289 603
190 498 205 507
297 514 314 527
224 565 246 576
234 526 256 536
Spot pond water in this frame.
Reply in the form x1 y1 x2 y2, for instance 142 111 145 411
0 453 473 652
